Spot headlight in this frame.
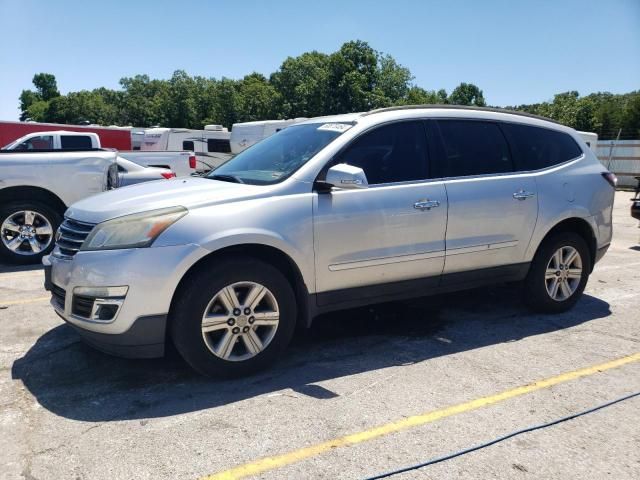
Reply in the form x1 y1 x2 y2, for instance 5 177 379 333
81 207 187 251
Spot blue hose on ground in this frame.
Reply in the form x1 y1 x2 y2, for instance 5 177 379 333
363 391 640 480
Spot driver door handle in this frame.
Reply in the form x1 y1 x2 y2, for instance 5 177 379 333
414 199 440 211
513 190 535 201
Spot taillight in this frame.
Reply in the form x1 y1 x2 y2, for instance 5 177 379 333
189 155 196 169
601 172 617 188
161 172 176 179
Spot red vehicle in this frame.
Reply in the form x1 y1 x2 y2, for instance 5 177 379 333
0 120 131 150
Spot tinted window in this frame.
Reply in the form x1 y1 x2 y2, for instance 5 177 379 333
435 120 512 177
182 140 194 151
208 138 231 153
501 123 582 171
337 121 428 184
60 135 92 149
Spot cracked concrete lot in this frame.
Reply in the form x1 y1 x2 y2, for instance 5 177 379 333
1 191 639 480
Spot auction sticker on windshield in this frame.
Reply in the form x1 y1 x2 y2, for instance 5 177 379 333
317 123 353 132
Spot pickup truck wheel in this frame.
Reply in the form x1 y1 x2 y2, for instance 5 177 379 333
170 257 297 378
524 232 591 313
0 201 61 265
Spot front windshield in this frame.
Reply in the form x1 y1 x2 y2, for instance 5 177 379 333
208 122 352 185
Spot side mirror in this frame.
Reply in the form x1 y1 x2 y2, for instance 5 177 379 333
325 164 369 190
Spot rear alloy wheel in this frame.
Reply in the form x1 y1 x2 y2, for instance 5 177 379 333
0 202 61 264
524 232 590 313
171 257 297 378
544 246 583 302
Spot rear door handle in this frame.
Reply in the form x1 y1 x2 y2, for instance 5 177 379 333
414 199 440 210
513 190 535 201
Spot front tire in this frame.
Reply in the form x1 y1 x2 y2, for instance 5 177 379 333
524 232 591 313
0 201 61 265
170 257 297 378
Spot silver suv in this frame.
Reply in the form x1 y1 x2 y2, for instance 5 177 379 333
44 106 616 377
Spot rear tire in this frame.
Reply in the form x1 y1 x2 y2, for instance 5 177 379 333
170 257 297 378
0 201 61 265
524 232 591 313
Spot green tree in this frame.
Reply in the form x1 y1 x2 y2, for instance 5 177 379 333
32 73 60 101
374 55 412 105
44 90 119 125
237 73 283 122
271 51 331 117
448 83 486 106
119 75 171 127
402 86 447 105
16 42 640 140
19 73 61 120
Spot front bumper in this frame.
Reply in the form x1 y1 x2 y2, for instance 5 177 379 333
56 311 167 358
43 243 206 358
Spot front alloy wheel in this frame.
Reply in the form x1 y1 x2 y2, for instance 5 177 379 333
171 257 297 378
201 281 280 361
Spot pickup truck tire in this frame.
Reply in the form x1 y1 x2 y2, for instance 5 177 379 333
170 257 297 378
524 232 591 313
0 201 62 265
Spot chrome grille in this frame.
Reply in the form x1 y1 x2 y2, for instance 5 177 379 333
56 218 95 257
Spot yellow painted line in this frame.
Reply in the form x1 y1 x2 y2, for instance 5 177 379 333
0 296 50 306
202 352 640 480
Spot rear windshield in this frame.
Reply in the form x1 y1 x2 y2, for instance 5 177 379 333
208 123 351 185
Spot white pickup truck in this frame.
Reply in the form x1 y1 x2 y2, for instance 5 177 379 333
3 130 196 177
0 149 118 264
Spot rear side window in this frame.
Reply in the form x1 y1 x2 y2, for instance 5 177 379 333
501 123 583 171
60 135 92 149
337 121 428 184
435 120 513 177
182 140 194 151
208 138 231 153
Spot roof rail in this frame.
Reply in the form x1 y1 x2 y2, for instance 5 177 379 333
362 104 561 125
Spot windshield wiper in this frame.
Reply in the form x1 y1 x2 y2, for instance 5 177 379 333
207 174 244 184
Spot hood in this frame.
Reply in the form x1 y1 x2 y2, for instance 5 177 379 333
66 177 265 223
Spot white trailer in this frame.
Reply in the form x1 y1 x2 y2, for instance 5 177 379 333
230 118 307 154
141 125 231 171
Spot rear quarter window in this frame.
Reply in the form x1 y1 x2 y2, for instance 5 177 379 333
501 123 583 171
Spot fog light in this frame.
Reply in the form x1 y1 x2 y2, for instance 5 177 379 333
95 303 120 321
72 286 128 322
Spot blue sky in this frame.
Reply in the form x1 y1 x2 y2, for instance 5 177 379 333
0 0 638 121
